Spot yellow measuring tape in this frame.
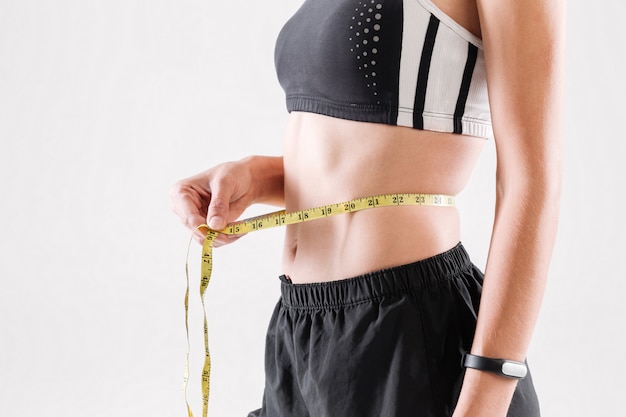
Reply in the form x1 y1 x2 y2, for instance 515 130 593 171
183 192 454 416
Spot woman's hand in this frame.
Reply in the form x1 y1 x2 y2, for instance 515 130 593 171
170 155 284 246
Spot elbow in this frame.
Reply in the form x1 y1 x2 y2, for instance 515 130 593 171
493 163 562 256
495 160 562 219
496 148 562 202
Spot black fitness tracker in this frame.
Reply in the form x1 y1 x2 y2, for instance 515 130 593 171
463 353 528 379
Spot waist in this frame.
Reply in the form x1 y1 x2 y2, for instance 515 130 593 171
281 204 461 283
280 112 483 283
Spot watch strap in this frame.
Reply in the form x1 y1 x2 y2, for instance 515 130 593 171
463 353 528 379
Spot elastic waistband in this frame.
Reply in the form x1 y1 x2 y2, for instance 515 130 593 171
280 242 472 310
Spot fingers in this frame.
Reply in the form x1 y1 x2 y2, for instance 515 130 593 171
212 233 246 247
205 174 237 231
170 175 230 232
171 160 255 247
170 181 208 232
206 195 229 230
191 227 245 247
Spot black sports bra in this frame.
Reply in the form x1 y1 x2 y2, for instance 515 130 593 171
275 0 493 138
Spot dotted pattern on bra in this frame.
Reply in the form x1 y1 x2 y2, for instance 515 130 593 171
349 0 384 104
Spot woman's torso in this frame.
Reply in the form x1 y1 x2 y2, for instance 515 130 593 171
280 0 485 283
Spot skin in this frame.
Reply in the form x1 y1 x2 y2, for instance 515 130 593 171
170 0 566 415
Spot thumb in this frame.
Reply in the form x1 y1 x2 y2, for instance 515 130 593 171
207 191 231 231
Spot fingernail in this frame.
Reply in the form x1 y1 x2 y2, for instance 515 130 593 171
208 216 224 230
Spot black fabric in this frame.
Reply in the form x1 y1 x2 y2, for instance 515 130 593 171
413 14 440 129
453 43 478 134
248 243 540 417
463 353 528 379
275 0 404 123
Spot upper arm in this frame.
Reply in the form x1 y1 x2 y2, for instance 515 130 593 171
476 0 566 188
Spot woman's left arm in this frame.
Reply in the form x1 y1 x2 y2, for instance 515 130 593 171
453 0 566 416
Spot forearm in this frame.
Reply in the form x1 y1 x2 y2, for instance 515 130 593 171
454 172 561 416
474 176 561 359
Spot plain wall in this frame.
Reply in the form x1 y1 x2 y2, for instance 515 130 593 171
1 1 624 416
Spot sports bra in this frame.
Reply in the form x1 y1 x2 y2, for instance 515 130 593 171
275 0 493 138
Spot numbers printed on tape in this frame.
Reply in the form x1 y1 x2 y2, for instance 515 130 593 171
183 193 454 416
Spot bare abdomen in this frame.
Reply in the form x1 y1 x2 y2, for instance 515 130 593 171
281 112 485 283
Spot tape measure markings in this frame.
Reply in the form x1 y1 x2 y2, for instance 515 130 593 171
221 193 454 235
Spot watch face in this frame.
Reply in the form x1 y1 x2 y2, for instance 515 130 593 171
502 362 528 379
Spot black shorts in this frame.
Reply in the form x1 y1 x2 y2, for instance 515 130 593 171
248 243 540 417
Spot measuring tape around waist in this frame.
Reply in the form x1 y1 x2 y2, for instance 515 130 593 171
183 192 455 416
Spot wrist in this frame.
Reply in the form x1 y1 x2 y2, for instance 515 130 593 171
453 368 518 417
243 155 284 206
463 353 528 379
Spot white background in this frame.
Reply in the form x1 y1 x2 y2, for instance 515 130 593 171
1 1 624 416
